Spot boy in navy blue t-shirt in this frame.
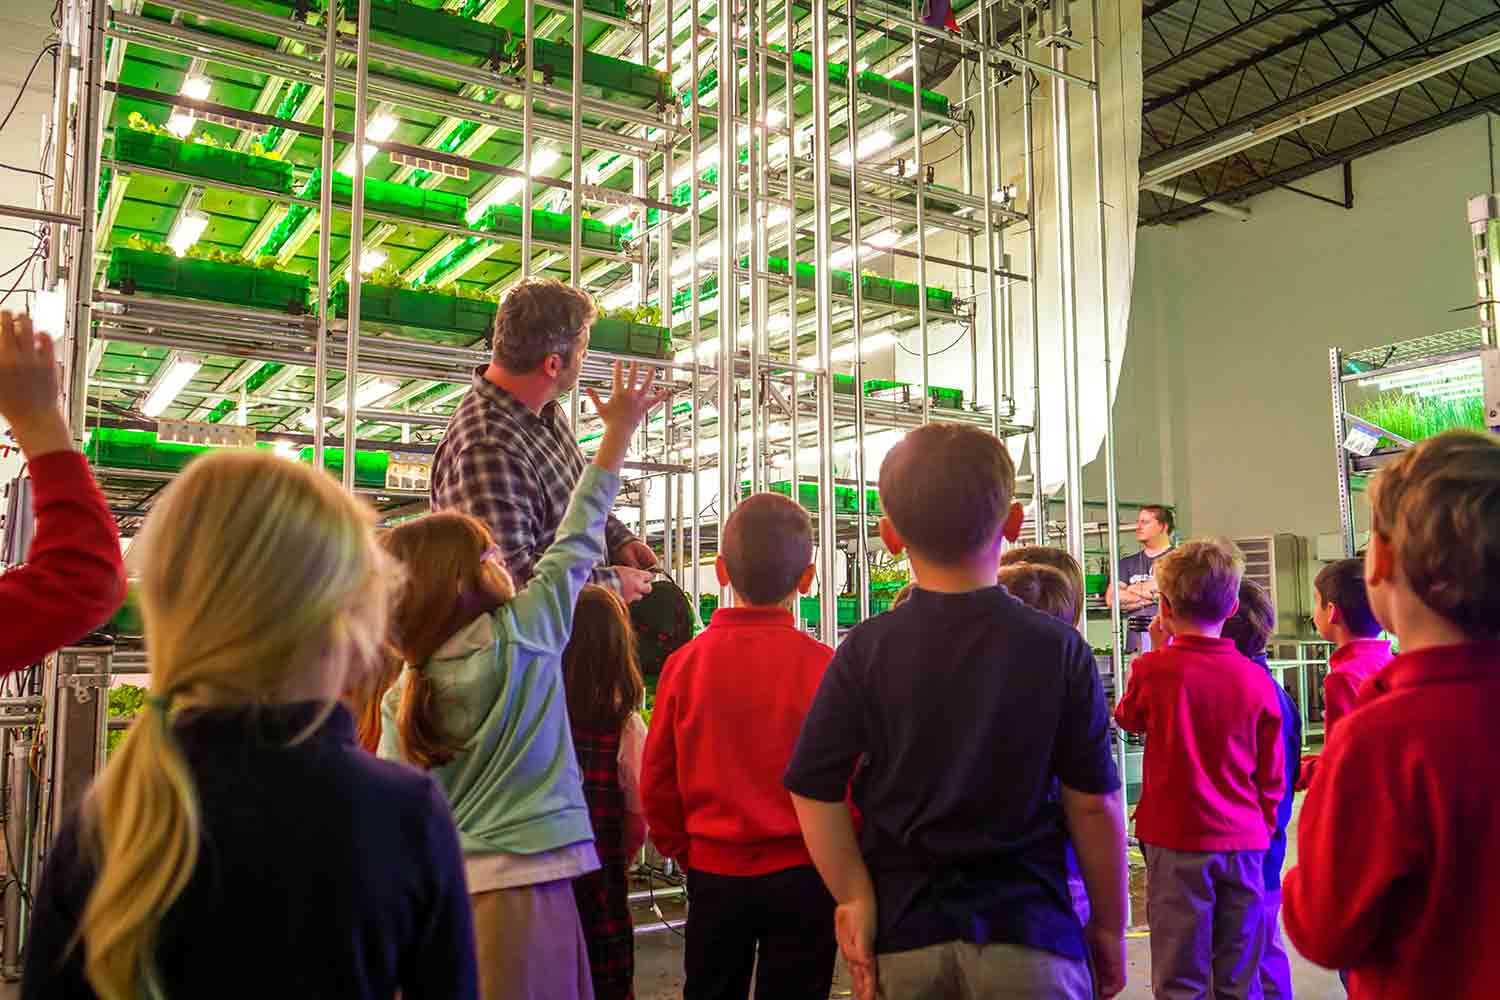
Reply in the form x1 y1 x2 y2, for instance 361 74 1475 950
784 424 1128 999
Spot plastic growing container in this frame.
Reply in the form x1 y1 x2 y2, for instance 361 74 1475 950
332 281 496 337
589 317 672 359
114 129 295 194
301 168 468 227
473 204 624 252
928 386 964 411
107 247 310 314
520 38 672 106
343 0 512 67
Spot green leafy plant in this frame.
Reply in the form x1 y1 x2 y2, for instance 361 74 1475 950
125 110 283 161
107 684 148 755
1352 391 1487 446
124 232 285 272
599 303 662 326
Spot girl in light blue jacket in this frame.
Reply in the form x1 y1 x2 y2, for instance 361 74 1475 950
379 363 664 1000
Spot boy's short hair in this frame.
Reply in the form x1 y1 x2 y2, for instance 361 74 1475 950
721 493 813 606
1141 504 1175 535
1368 430 1500 639
1000 544 1084 619
997 563 1078 624
879 424 1015 564
1154 538 1245 625
1223 578 1275 659
1314 558 1381 637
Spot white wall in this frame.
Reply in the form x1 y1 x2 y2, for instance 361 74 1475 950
1107 115 1494 547
0 0 61 309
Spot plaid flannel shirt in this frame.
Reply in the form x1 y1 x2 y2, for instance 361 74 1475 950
431 367 636 592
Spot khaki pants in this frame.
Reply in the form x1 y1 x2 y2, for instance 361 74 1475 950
1143 845 1265 1000
875 940 1094 1000
471 880 596 1000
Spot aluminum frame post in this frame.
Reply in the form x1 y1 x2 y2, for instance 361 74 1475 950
65 0 107 440
1020 6 1045 544
569 0 585 283
844 0 869 623
313 0 337 471
716 0 738 607
521 0 535 278
1050 10 1085 568
811 0 838 645
342 0 372 491
1330 347 1357 556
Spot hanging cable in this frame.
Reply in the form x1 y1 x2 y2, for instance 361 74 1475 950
0 44 61 136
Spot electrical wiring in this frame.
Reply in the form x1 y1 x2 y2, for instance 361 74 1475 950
0 246 46 307
0 44 60 136
895 321 971 360
0 162 53 182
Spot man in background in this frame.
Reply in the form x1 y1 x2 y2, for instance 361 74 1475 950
431 277 656 602
1106 505 1175 652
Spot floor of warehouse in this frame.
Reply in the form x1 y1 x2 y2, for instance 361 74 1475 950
633 792 1348 1000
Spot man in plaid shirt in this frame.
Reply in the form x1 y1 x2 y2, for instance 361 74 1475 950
431 278 657 602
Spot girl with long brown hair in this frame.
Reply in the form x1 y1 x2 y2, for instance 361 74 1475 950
22 449 476 1000
377 362 664 1000
562 586 649 1000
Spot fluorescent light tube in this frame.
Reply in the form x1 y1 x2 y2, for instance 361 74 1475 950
300 378 400 428
337 113 400 173
166 112 195 138
345 248 388 281
467 148 562 222
167 211 210 256
180 75 212 101
142 355 203 418
834 129 894 166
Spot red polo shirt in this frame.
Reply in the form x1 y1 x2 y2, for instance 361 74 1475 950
1323 638 1395 735
1114 635 1285 851
641 606 834 876
1284 641 1500 999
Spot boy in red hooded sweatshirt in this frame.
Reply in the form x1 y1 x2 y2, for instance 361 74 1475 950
1283 430 1500 998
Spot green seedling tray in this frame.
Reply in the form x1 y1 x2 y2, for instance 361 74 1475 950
301 168 468 227
474 204 624 252
743 479 881 516
519 38 671 106
1085 573 1108 596
700 592 892 629
114 129 295 194
590 317 672 359
342 0 512 68
107 247 310 314
928 385 964 410
331 281 496 337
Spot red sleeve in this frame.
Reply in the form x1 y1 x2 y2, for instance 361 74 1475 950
1113 657 1149 734
1323 672 1361 736
1282 717 1423 970
0 452 126 673
1255 693 1287 835
640 658 689 864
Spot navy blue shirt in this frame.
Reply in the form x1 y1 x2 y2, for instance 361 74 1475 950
784 586 1119 958
23 703 477 1000
1252 653 1303 891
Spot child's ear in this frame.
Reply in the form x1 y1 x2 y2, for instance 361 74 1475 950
878 516 905 556
1002 502 1024 543
1327 602 1343 626
715 555 730 588
796 564 817 595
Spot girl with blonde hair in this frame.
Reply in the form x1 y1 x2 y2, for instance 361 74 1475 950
22 449 477 1000
378 361 664 1000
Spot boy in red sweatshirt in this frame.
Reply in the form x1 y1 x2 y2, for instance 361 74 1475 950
1283 430 1500 999
0 311 126 672
1114 538 1285 1000
1296 558 1394 791
641 492 836 999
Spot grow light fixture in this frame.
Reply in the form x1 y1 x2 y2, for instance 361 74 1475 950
337 113 400 174
600 286 636 311
834 130 894 166
672 148 720 186
1368 357 1482 394
272 439 300 461
345 249 389 281
829 228 902 269
601 205 633 227
299 378 401 428
180 75 212 101
467 147 563 222
166 211 210 256
142 355 203 418
799 332 898 370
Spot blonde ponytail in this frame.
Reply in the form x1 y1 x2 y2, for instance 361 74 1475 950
77 449 393 999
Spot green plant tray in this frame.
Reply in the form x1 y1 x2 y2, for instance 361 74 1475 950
107 247 310 314
341 0 512 68
474 204 623 252
519 38 672 107
301 168 468 227
778 48 950 117
833 374 909 397
222 0 323 20
742 479 881 516
1085 573 1108 596
590 317 672 359
698 592 892 629
86 427 393 490
114 129 295 194
331 281 496 337
928 386 963 410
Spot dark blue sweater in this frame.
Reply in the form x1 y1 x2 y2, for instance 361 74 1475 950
23 703 477 1000
1252 653 1302 891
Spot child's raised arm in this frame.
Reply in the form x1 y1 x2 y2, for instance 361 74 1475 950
503 362 667 655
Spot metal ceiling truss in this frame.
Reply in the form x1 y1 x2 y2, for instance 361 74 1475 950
1140 0 1500 224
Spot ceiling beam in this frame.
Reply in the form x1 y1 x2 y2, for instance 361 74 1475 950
1142 29 1500 187
1145 0 1305 79
1143 8 1500 169
1143 92 1500 225
1144 0 1389 114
